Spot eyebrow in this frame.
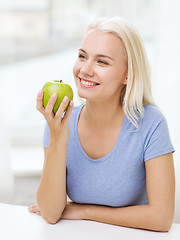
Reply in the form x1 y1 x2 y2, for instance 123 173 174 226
79 48 114 61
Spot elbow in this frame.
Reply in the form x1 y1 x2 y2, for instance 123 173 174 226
36 193 66 224
37 200 64 224
44 215 60 225
41 210 63 224
154 221 173 232
153 221 172 232
39 204 65 224
152 208 174 232
159 216 174 232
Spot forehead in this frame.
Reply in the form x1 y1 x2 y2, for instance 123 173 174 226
81 30 125 59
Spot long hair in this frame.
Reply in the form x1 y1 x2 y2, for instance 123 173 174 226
85 17 156 129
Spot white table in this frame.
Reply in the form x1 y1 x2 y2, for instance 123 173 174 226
0 203 180 240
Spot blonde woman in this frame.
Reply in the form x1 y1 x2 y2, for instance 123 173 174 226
28 17 175 232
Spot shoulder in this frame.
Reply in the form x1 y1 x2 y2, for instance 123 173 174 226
70 103 84 119
140 104 170 143
140 104 171 142
141 104 166 129
140 105 174 162
71 103 84 113
68 103 85 127
143 104 165 121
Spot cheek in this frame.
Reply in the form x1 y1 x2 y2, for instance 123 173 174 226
73 61 80 78
73 63 80 87
73 65 77 78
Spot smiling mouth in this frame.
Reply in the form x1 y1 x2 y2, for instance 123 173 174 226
79 78 100 87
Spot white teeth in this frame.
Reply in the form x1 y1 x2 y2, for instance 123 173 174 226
80 79 97 86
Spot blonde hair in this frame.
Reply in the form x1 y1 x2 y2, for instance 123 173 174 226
85 17 156 129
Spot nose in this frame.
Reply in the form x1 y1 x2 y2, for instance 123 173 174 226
80 60 94 77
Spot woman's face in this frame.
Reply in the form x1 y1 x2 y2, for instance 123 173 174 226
73 29 128 103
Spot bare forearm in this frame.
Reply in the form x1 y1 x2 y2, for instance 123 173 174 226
37 138 67 223
84 204 171 232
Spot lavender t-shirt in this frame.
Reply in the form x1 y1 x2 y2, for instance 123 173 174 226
43 104 174 207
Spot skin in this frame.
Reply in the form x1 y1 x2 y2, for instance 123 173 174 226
29 30 175 231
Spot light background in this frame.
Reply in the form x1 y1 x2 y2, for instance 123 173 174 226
0 0 179 223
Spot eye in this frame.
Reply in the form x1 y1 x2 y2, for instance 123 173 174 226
78 54 86 59
97 59 108 65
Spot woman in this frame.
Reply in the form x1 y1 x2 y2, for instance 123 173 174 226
28 17 175 232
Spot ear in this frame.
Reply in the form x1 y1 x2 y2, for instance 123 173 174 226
123 74 128 85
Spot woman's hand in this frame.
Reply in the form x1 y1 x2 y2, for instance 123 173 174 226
36 90 74 144
28 205 41 216
28 202 87 220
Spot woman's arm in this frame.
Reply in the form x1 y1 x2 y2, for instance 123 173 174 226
37 143 67 224
62 153 175 232
36 91 74 224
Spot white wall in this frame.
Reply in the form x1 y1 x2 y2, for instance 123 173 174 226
152 0 180 223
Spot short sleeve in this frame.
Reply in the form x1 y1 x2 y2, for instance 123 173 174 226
43 121 50 148
143 110 175 162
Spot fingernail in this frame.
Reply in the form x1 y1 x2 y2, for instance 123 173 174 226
38 90 43 96
63 96 68 102
70 101 74 107
52 93 57 98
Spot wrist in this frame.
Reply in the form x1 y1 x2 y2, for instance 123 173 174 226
49 135 68 147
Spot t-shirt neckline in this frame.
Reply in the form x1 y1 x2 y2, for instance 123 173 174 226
74 104 127 163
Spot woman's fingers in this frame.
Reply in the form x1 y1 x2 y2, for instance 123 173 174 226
36 90 44 114
45 93 57 116
28 205 41 215
36 91 73 126
55 96 70 118
62 101 74 122
36 91 57 119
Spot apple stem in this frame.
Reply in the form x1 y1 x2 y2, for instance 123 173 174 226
60 80 62 83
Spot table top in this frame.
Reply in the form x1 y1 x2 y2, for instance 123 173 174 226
0 203 180 240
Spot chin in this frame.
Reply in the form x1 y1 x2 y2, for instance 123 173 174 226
76 85 86 99
77 90 88 100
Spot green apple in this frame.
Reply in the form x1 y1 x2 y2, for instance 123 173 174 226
42 80 73 114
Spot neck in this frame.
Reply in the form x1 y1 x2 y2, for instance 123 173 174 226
82 99 124 130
